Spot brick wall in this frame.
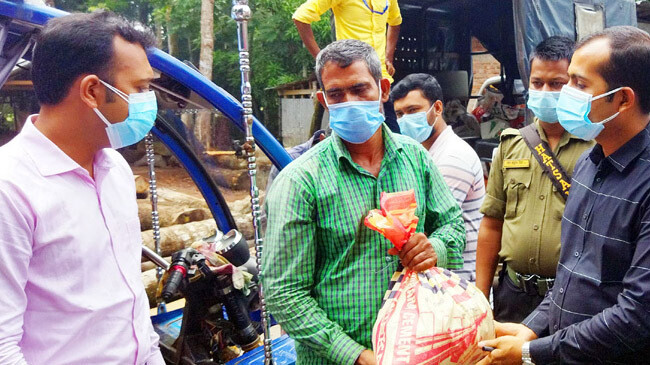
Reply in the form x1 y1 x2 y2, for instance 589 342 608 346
471 37 501 96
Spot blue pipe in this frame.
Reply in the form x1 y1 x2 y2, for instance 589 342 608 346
146 48 292 169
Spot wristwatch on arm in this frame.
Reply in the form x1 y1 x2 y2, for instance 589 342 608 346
522 341 534 364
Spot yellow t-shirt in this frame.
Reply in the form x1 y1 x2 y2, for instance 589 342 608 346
293 0 402 83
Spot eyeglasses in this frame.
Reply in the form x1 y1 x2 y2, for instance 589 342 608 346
362 0 389 15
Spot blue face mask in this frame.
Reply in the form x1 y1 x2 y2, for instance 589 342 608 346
324 84 385 144
397 103 437 143
556 85 622 141
94 80 158 149
527 89 561 123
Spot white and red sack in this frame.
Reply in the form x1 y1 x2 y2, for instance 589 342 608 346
365 190 495 364
372 268 495 364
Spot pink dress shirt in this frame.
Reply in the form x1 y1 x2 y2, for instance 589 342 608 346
0 116 164 364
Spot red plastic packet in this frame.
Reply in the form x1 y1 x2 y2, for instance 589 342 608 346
364 190 419 250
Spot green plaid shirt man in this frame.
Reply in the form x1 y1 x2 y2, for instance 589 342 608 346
262 125 465 364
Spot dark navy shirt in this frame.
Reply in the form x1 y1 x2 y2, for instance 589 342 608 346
524 125 650 364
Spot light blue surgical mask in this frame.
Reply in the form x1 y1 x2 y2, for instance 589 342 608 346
556 85 622 141
324 84 385 144
94 80 158 149
397 104 437 143
527 89 561 123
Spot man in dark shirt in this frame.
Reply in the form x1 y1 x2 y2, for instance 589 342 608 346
478 26 650 364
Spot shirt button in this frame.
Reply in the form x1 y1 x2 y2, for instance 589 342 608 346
554 324 558 330
539 195 545 200
529 257 536 264
510 178 515 184
596 177 602 182
385 256 392 262
559 287 564 294
533 224 539 230
583 213 588 220
574 251 580 257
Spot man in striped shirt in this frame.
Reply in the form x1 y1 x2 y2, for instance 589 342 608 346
391 73 485 282
261 39 465 365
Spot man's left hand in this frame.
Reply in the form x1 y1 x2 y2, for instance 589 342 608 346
385 60 395 76
476 336 525 365
387 233 437 271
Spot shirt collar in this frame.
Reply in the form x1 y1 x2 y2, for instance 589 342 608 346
332 123 402 170
428 125 453 154
589 125 650 172
21 115 114 177
534 117 580 150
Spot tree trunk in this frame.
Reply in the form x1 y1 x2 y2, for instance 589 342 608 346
142 269 160 308
196 0 215 149
154 21 164 49
142 256 171 271
199 0 214 81
134 175 149 199
142 268 183 308
137 200 211 231
140 219 218 257
166 7 178 56
155 187 208 209
181 112 195 136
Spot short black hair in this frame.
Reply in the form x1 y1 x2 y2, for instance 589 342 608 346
32 10 156 105
315 39 382 89
577 26 650 114
529 35 575 66
390 73 444 105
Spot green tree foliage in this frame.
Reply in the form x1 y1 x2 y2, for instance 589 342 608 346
54 0 332 135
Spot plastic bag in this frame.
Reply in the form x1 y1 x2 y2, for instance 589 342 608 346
364 190 419 250
365 190 495 364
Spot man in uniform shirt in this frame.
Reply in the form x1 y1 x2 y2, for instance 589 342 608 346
475 36 594 322
391 73 485 282
478 25 650 365
292 0 402 132
0 12 163 364
261 39 464 365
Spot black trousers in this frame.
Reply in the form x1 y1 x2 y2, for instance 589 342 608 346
493 268 546 323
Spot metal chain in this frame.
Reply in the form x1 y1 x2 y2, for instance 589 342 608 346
145 133 164 301
232 1 273 363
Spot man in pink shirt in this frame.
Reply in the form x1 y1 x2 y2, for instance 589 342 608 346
0 11 164 364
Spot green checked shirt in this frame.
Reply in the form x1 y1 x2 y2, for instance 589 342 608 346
261 125 465 365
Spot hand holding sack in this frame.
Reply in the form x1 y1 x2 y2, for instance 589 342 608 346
365 190 495 365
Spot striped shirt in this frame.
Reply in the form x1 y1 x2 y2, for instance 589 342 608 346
261 125 465 365
525 125 650 364
429 126 485 282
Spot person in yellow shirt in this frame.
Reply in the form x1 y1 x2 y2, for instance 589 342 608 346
293 0 402 133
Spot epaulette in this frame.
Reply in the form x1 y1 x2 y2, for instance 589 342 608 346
499 127 521 141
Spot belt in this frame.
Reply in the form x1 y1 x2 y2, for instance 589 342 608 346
506 265 554 297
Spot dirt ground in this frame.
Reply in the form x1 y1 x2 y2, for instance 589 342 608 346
131 165 251 203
